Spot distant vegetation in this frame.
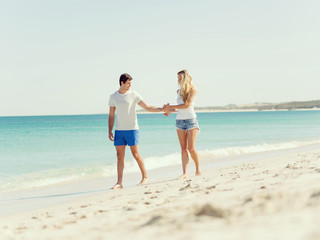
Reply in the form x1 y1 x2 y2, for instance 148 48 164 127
196 100 320 111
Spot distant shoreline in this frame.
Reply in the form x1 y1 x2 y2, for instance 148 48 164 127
137 108 320 114
194 107 320 113
138 99 320 114
2 108 320 118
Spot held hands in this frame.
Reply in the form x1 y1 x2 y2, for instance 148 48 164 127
163 103 172 117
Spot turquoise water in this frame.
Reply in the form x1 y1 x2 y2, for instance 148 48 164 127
1 111 320 192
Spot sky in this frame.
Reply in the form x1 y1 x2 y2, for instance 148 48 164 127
0 0 319 116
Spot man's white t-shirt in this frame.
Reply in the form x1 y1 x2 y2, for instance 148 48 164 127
109 90 143 130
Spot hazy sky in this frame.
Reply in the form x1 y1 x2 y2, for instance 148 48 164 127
1 0 319 116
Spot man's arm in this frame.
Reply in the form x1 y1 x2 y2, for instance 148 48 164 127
108 106 116 141
138 100 163 112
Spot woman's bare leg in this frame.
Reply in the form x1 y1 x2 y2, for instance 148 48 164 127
177 129 189 179
187 128 201 176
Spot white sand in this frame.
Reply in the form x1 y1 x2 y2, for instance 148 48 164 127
1 145 320 240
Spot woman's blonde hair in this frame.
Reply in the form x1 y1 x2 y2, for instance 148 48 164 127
178 70 194 103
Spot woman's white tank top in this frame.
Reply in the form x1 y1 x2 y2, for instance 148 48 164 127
176 89 197 120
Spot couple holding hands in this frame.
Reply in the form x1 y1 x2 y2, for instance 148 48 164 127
108 70 200 189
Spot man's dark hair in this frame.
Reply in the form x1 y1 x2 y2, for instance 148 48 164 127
119 73 132 86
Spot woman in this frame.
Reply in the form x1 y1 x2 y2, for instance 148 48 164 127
163 70 201 179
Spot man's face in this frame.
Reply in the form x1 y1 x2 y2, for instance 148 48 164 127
123 80 132 90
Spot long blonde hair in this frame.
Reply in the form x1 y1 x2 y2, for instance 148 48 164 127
178 70 194 103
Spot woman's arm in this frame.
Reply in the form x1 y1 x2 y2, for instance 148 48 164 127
138 100 163 112
164 108 177 116
163 88 197 111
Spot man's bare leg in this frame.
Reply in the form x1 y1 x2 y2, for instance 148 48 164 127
111 145 126 189
130 145 148 185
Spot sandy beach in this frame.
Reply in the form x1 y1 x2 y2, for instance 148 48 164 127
1 144 320 240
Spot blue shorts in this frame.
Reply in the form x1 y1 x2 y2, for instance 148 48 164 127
176 118 200 131
114 130 139 146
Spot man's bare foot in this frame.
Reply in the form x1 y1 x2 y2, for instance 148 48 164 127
178 173 188 179
111 183 123 189
138 177 148 185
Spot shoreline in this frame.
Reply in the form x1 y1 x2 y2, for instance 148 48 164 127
2 139 320 198
1 142 320 211
1 143 320 239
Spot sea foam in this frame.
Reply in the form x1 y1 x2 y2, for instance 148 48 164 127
1 139 319 193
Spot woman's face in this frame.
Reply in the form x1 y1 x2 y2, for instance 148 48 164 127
177 74 182 84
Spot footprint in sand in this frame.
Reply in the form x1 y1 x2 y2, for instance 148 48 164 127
195 204 227 218
221 188 233 191
53 224 62 229
242 197 253 205
94 209 108 215
64 220 77 225
80 204 90 208
206 185 216 190
310 191 320 198
254 178 264 181
179 183 191 191
15 226 28 231
141 215 162 227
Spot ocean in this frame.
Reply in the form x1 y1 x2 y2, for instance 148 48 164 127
1 110 320 193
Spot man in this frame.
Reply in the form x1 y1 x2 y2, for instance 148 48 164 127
108 73 163 189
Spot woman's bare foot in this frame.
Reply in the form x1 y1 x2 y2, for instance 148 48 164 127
138 177 148 185
178 173 188 179
195 169 201 176
111 183 123 189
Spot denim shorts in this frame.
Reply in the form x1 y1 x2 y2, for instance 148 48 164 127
114 130 139 146
176 118 200 131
